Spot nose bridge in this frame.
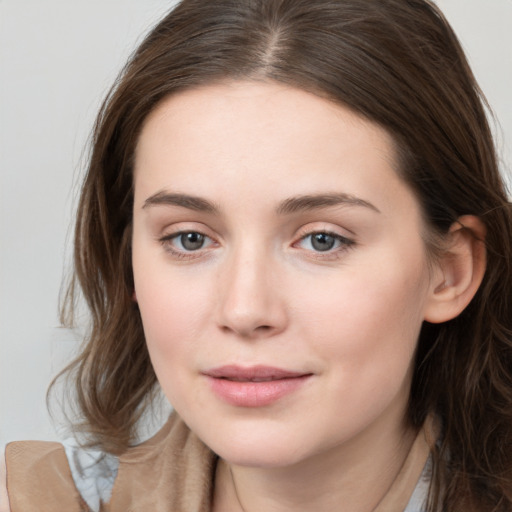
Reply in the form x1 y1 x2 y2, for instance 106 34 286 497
217 239 286 337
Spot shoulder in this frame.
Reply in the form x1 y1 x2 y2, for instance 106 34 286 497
3 440 89 512
106 412 216 510
6 438 119 512
0 448 10 512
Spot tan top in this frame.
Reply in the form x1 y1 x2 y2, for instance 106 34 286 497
5 413 431 512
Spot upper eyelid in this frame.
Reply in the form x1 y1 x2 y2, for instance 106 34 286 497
298 228 351 238
294 231 354 247
160 229 209 240
294 222 355 240
159 229 216 244
158 222 216 238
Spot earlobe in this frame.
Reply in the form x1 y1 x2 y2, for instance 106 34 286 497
424 215 487 324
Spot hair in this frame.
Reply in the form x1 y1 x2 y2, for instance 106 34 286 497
54 0 512 510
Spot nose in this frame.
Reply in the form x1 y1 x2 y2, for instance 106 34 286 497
216 245 288 339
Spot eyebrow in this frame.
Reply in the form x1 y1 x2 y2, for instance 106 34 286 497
276 193 380 215
142 191 380 215
143 191 219 213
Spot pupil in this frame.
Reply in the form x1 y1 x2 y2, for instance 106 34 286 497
312 233 335 251
181 232 204 250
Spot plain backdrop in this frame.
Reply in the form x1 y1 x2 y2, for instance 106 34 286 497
1 0 511 448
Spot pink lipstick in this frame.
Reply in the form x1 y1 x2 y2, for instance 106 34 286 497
203 365 312 407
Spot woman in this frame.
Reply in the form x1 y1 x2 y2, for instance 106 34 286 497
3 0 512 510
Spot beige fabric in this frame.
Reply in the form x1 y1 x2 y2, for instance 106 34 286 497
5 413 431 512
5 441 89 512
105 414 216 512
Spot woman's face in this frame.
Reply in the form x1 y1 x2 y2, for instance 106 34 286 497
132 81 438 467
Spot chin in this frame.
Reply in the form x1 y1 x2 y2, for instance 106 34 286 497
216 442 307 469
193 421 313 468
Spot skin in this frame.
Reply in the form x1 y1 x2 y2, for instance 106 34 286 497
131 80 451 511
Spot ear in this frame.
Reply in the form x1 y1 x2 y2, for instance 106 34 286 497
424 215 486 324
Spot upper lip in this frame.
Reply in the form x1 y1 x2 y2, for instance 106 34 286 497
203 365 311 382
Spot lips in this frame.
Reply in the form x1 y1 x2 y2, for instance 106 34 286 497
203 365 312 407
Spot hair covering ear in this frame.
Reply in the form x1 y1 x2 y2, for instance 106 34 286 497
424 215 486 324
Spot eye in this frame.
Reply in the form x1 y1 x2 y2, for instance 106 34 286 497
159 230 215 255
176 232 208 251
297 231 354 253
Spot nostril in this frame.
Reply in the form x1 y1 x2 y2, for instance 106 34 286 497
220 323 275 337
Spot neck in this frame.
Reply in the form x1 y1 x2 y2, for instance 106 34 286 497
213 416 425 512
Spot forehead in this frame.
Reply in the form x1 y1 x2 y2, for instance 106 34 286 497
133 80 412 217
136 80 397 159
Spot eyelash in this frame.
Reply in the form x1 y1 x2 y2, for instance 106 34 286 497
158 231 216 260
158 229 355 261
294 231 355 260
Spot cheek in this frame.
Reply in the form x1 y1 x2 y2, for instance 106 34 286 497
291 251 429 430
291 247 430 365
134 272 212 409
132 246 214 375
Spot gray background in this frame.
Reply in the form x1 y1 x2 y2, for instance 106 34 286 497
1 0 511 447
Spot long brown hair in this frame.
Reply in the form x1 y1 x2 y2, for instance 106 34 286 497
55 0 512 509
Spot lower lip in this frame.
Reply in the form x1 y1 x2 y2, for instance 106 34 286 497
206 375 311 407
